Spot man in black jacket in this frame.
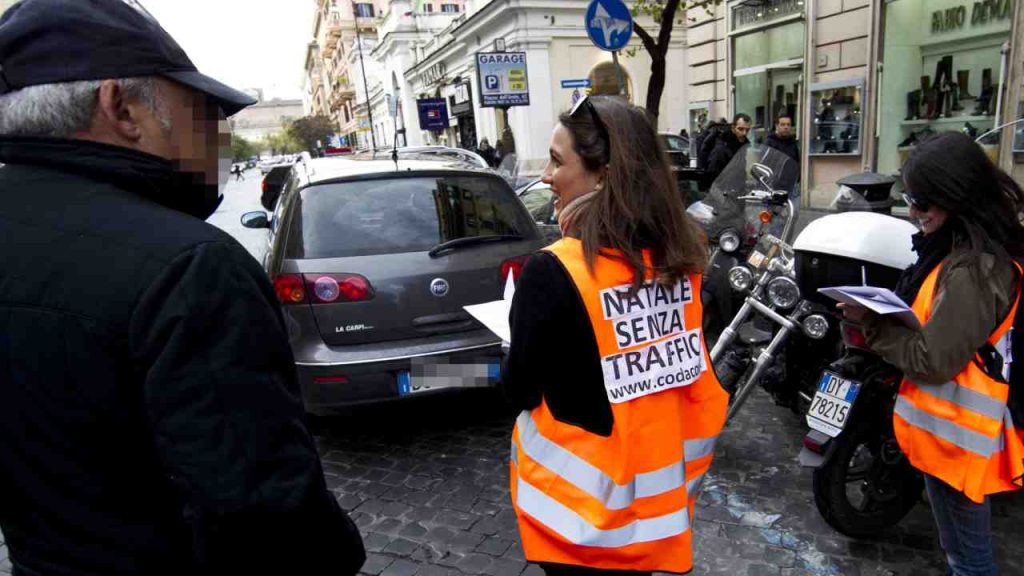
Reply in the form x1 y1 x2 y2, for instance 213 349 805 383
0 1 365 575
765 114 800 164
706 113 751 185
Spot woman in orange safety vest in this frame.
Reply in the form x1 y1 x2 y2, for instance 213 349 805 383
500 95 727 576
842 132 1024 576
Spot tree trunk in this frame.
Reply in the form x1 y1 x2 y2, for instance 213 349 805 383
646 54 666 123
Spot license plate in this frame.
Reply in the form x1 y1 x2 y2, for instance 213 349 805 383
397 359 500 396
806 371 861 437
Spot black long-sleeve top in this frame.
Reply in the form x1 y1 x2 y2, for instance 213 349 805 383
500 252 614 436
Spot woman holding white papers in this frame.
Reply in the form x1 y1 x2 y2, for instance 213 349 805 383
841 131 1024 576
500 95 725 576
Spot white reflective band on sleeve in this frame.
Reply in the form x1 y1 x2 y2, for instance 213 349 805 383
515 476 690 548
895 396 1004 457
516 412 685 509
686 473 706 497
684 436 718 462
912 381 1007 421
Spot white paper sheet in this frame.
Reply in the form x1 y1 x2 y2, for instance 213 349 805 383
464 272 515 345
818 285 920 329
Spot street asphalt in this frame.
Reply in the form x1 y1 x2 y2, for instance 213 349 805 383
3 170 1021 576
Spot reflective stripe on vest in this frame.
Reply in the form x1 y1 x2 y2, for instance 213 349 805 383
509 238 729 573
894 260 1024 502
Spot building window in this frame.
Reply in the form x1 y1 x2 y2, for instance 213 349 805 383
440 3 459 13
354 2 374 17
423 3 434 13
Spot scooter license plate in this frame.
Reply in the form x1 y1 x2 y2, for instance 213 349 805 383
806 371 861 438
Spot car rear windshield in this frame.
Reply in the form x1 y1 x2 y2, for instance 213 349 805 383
285 174 533 259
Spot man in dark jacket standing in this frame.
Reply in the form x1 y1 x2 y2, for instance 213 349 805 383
765 114 800 164
0 1 365 575
706 113 751 185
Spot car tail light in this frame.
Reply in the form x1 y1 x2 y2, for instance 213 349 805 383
501 255 530 284
303 274 374 303
273 274 307 305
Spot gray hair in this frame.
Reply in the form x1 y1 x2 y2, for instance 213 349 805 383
0 77 171 138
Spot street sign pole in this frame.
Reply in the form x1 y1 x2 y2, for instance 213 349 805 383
584 0 634 97
612 51 625 96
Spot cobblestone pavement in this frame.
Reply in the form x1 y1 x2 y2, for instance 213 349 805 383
310 387 1024 576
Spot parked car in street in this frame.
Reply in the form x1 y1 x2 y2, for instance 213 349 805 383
241 154 546 413
515 179 560 243
659 132 690 169
363 145 490 169
259 156 292 175
260 163 294 211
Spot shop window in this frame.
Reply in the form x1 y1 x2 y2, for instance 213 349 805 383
354 2 374 18
731 19 804 146
877 0 1012 176
441 3 459 12
808 81 862 156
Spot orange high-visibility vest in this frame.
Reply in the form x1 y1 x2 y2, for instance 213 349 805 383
510 238 728 574
894 261 1024 504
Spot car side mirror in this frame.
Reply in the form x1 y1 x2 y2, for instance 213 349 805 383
241 211 270 229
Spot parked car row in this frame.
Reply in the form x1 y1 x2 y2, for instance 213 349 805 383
246 139 701 415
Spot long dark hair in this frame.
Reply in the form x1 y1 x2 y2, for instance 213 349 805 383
558 96 707 291
903 131 1024 261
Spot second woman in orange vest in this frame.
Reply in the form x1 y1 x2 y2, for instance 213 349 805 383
501 95 727 576
842 132 1024 576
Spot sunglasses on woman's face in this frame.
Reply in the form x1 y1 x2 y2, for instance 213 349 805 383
569 95 610 145
902 192 931 212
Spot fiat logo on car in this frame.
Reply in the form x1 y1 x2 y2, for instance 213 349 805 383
429 278 450 297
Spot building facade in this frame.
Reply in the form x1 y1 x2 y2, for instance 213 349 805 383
229 98 304 143
687 0 1024 209
382 0 689 175
305 0 392 149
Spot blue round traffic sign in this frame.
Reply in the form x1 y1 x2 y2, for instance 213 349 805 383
585 0 634 52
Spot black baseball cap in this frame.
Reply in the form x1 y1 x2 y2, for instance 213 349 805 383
0 0 256 116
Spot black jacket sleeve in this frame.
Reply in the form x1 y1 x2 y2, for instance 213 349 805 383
500 252 613 436
129 240 365 575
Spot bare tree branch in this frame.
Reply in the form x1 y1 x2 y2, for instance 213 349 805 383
633 21 657 56
656 0 682 56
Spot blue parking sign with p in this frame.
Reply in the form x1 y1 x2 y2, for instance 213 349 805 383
485 75 500 90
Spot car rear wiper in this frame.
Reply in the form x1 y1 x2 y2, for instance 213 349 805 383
428 234 524 258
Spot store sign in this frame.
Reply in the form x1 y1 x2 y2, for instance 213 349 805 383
475 52 530 107
733 0 804 31
931 0 1013 34
422 62 448 86
416 98 449 131
451 81 473 116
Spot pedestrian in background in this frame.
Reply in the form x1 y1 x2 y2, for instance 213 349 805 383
0 1 365 574
842 132 1024 576
502 95 728 575
705 112 751 185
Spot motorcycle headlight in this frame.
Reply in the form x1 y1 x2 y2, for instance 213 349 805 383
719 230 741 253
727 266 753 292
767 276 801 309
802 314 829 340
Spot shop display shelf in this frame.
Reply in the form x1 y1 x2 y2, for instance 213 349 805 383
900 115 994 127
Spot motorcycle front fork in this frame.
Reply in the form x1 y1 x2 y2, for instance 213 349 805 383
723 297 802 423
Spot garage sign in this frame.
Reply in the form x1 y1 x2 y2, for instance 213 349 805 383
475 51 530 107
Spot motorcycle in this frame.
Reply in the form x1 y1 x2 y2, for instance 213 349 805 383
687 144 799 347
795 191 923 537
798 123 1024 538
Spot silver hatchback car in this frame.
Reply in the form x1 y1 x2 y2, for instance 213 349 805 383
242 152 546 414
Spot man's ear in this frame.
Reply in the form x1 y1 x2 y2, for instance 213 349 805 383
94 80 143 143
